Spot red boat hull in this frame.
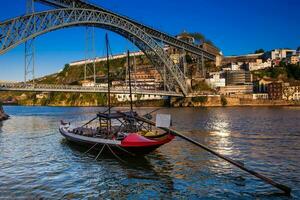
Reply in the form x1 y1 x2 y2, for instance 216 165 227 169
59 126 174 156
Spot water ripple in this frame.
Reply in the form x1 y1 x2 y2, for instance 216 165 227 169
0 106 299 199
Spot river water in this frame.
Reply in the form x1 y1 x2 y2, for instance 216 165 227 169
0 106 299 199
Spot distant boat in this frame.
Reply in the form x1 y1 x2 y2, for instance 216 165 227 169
59 33 174 156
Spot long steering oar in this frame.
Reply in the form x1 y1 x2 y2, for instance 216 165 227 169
134 115 292 195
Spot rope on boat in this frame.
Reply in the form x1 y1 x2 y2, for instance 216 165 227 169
84 143 99 155
114 145 136 157
81 116 99 128
95 144 106 161
106 144 126 163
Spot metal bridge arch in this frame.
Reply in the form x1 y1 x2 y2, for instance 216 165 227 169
0 8 188 95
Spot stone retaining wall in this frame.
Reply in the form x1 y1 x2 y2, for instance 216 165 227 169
0 103 9 121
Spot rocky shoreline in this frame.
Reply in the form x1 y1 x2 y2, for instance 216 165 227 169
0 103 9 121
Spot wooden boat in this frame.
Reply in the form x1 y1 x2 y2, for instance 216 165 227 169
59 111 174 155
59 34 174 156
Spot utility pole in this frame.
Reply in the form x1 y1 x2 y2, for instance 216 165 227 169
25 0 35 84
84 26 96 83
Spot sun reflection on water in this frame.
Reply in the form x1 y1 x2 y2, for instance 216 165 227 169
205 112 243 174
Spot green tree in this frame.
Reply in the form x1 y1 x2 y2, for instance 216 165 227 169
189 32 205 43
221 95 227 106
254 49 265 54
286 64 300 80
297 46 300 51
192 96 208 106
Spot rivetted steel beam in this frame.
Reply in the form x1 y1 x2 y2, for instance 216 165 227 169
35 0 216 61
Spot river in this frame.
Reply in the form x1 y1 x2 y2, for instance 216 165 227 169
0 106 299 199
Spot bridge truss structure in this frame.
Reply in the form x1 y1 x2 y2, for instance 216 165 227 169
35 0 216 60
0 0 216 96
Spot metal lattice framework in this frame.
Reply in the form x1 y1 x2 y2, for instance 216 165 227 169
36 0 216 61
0 8 188 95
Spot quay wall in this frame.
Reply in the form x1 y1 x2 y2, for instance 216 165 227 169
0 102 9 121
171 96 300 107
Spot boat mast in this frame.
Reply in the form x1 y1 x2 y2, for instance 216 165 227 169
105 33 111 115
127 50 133 112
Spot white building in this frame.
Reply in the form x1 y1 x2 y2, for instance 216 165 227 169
253 93 269 100
222 62 244 71
36 92 50 99
69 51 145 66
248 59 272 71
219 85 253 95
115 94 167 102
282 85 300 101
268 49 296 60
81 80 108 88
81 80 95 87
205 72 226 88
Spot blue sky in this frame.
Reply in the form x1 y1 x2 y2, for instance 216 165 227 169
0 0 299 81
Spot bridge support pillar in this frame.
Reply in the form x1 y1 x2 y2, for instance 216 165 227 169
24 0 35 84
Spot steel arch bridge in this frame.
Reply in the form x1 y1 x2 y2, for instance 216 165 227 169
0 8 190 95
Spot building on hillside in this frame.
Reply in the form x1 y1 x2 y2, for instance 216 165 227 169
116 79 160 90
115 94 167 102
201 42 220 57
125 66 163 90
222 53 264 66
282 83 300 101
253 78 279 93
69 51 144 66
205 72 226 88
247 59 272 71
267 82 283 100
167 33 222 67
177 33 195 44
218 70 253 95
219 85 253 95
286 55 299 64
264 49 296 61
225 70 252 85
200 42 222 67
18 93 28 100
253 93 269 100
81 80 108 88
130 66 162 81
81 80 95 87
36 92 50 99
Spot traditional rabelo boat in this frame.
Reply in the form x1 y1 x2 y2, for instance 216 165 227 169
59 34 292 194
59 34 174 156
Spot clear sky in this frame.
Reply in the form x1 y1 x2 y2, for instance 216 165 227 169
0 0 299 81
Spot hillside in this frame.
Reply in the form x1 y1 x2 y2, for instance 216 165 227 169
0 54 165 107
37 54 151 85
252 63 300 81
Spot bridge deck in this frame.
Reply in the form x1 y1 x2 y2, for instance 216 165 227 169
0 83 184 97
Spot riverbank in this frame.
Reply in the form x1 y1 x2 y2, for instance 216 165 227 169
170 96 300 107
1 91 300 108
0 103 9 121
